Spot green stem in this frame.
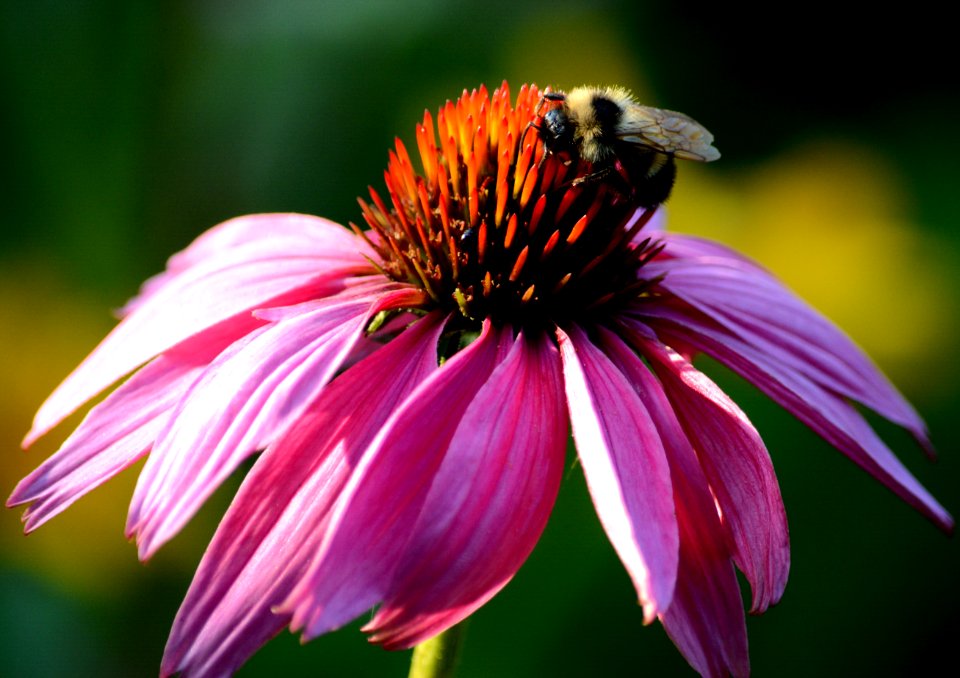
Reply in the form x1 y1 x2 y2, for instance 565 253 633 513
407 621 469 678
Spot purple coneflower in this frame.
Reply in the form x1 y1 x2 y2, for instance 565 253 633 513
9 82 952 677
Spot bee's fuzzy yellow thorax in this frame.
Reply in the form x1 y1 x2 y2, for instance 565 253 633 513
564 86 636 163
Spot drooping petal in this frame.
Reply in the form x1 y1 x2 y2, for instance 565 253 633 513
120 213 373 317
599 326 748 678
26 214 377 447
662 508 750 678
647 233 929 446
280 319 511 639
622 319 789 613
557 323 678 623
8 353 205 531
364 330 567 649
161 312 447 678
127 284 418 559
643 304 954 533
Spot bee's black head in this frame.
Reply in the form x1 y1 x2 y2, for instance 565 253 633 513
541 106 574 155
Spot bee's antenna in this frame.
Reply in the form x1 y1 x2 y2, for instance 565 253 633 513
520 119 549 174
520 90 549 161
536 141 549 170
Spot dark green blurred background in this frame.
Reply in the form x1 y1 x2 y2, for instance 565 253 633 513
2 2 957 676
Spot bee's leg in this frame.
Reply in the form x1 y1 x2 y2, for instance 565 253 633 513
612 158 631 185
516 120 546 171
567 160 634 198
529 90 566 170
521 120 539 154
570 166 613 186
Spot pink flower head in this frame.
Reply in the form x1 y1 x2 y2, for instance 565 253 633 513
9 82 952 677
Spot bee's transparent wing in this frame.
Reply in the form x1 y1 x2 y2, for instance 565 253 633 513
617 106 720 162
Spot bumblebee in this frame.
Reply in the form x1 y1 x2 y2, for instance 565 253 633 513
534 86 720 207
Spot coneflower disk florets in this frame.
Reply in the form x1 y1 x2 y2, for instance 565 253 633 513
355 83 663 329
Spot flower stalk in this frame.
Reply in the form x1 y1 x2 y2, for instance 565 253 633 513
408 621 468 678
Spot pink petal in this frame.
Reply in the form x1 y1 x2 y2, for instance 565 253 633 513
599 326 748 677
649 233 929 446
120 213 372 317
651 231 759 268
127 285 418 559
644 305 954 533
11 309 269 531
279 319 510 639
27 216 376 447
624 320 789 613
641 205 667 235
161 312 447 678
557 323 678 623
363 330 567 649
8 353 206 531
661 509 750 678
